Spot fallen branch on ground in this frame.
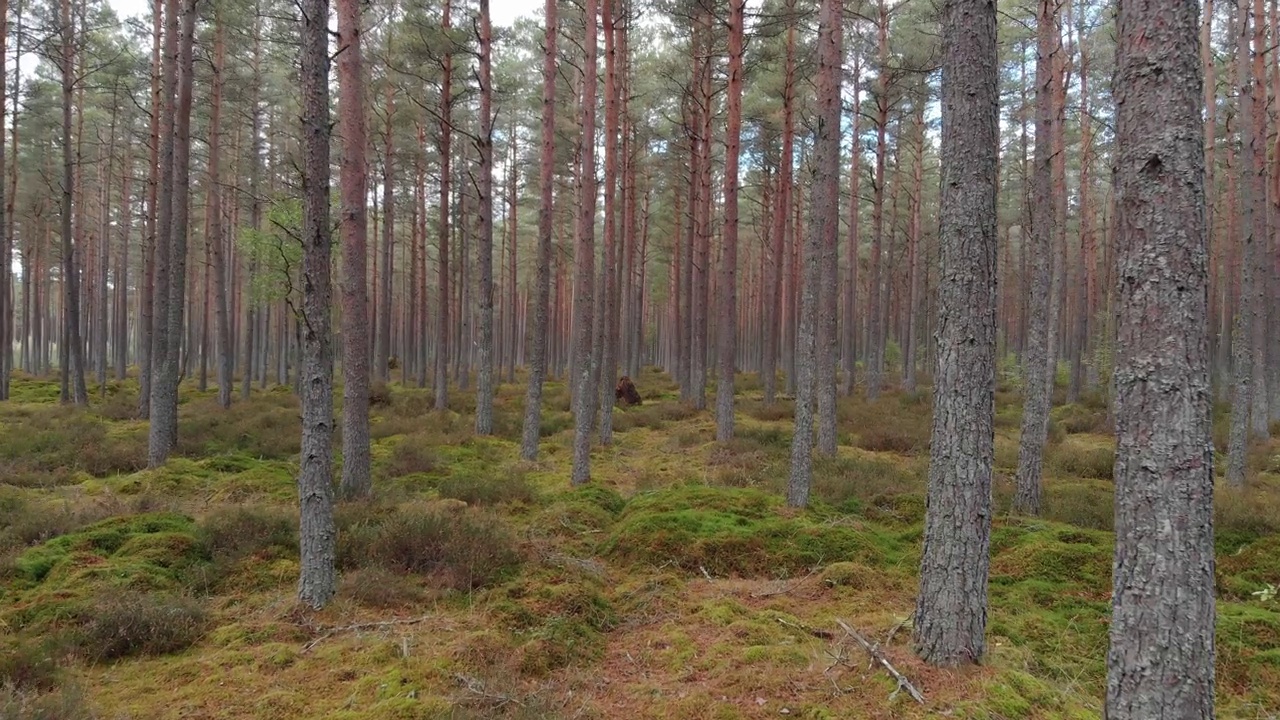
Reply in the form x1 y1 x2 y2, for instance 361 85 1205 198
776 616 835 640
750 566 820 598
453 673 526 709
835 618 925 704
301 615 433 652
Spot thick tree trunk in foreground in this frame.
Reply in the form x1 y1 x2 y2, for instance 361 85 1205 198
338 0 371 499
297 0 336 609
914 0 998 667
520 0 557 461
788 0 841 507
1013 0 1061 516
1107 0 1216 713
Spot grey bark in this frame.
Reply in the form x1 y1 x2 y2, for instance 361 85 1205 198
1013 0 1060 516
297 0 337 609
570 0 598 486
58 0 87 406
209 16 231 409
1227 0 1256 488
519 0 557 461
147 0 192 464
913 0 998 666
716 0 744 443
433 0 452 411
597 0 619 446
841 64 860 398
1106 0 1216 712
337 0 371 499
787 0 840 507
475 0 495 436
243 12 263 402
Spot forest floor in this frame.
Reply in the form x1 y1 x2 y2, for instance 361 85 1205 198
2 368 1279 719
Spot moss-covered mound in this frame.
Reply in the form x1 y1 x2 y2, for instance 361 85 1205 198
605 484 887 576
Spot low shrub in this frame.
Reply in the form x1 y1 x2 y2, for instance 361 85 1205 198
1051 403 1110 435
436 471 539 507
341 507 521 591
339 567 425 608
197 506 297 564
1048 440 1115 480
368 381 393 407
0 682 93 720
382 438 438 478
0 637 71 692
856 427 923 454
801 454 922 516
743 400 794 423
76 591 207 661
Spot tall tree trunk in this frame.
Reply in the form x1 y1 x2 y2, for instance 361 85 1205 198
243 11 263 401
571 0 599 486
115 147 132 379
1013 0 1061 516
338 0 371 498
1106 0 1216 712
434 0 452 411
1079 31 1098 391
146 0 179 461
788 0 841 507
209 13 231 408
717 0 744 442
377 82 395 382
764 4 795 405
298 0 336 609
814 46 840 455
903 97 924 393
1228 0 1257 486
520 0 558 460
59 0 87 405
841 60 860 397
597 0 619 444
1248 0 1270 436
914 0 997 667
475 0 496 435
866 0 889 400
0 0 9 402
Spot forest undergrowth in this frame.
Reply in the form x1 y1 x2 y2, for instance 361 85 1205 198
1 368 1278 719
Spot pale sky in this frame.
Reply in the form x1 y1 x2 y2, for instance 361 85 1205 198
106 0 543 26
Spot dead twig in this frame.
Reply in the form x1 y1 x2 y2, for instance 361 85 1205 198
883 612 915 647
700 565 715 581
835 618 925 704
776 616 835 640
750 566 821 599
301 615 433 652
453 673 526 709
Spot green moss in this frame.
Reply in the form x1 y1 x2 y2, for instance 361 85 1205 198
990 524 1112 588
1218 535 1280 599
14 513 199 583
518 616 605 675
605 485 886 576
